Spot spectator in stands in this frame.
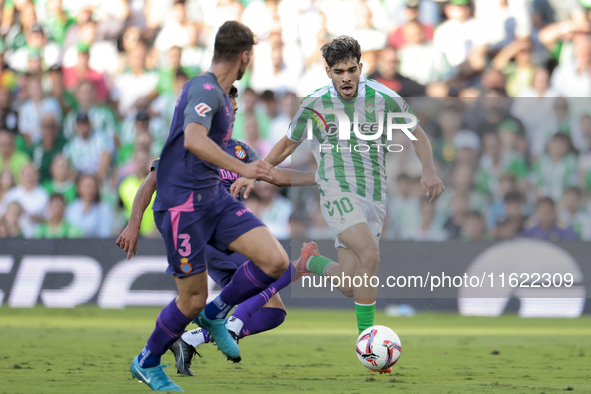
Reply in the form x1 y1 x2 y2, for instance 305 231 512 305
63 43 109 102
65 173 114 238
559 186 591 240
504 190 528 235
18 77 62 147
461 210 487 240
474 0 532 51
0 130 29 183
524 197 577 241
0 170 15 205
42 154 76 204
154 0 190 52
403 198 447 241
113 39 158 117
244 114 272 159
233 88 270 141
117 110 164 166
252 181 290 239
33 193 82 238
63 112 113 184
388 173 421 239
0 87 18 133
0 163 49 238
0 201 23 238
436 164 489 223
119 148 156 237
433 0 486 75
47 65 76 115
397 20 452 85
30 113 66 184
444 191 469 238
432 107 465 165
181 23 212 76
550 34 591 97
493 216 517 241
387 0 434 49
485 173 518 228
369 47 426 97
63 80 117 140
154 46 197 97
453 129 481 168
532 133 578 202
476 131 528 198
491 39 536 97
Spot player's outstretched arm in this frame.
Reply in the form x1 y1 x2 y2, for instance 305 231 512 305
411 125 445 203
184 123 272 179
116 169 157 260
268 167 316 188
264 135 302 166
229 167 316 199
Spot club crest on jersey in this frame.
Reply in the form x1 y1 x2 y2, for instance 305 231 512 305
195 103 212 117
235 146 246 159
180 258 192 273
366 102 375 114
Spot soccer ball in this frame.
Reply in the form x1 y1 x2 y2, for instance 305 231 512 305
356 325 401 371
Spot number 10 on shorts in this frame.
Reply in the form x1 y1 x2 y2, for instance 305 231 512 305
325 197 354 217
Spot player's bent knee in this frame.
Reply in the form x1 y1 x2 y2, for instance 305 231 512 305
357 247 380 272
178 293 207 318
259 247 289 277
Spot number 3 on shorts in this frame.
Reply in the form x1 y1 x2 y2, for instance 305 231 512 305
178 233 191 256
326 197 354 217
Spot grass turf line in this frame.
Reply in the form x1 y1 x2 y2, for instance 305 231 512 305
0 307 590 393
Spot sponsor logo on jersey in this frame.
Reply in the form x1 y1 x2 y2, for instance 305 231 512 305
203 83 214 90
195 103 212 117
235 146 246 159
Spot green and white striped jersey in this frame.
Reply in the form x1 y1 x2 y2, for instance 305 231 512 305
288 76 417 202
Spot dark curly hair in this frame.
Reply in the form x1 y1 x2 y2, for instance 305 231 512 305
320 36 361 68
229 85 239 99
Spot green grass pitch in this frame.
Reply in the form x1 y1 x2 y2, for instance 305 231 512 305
1 307 590 393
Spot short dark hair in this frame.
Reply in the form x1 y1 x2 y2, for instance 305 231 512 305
321 35 361 68
564 186 582 198
465 210 484 221
213 21 256 62
175 70 188 80
260 90 275 102
504 191 523 204
536 196 555 210
49 193 65 204
229 85 238 99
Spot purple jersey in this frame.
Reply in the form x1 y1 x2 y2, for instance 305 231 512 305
153 72 235 211
151 139 259 196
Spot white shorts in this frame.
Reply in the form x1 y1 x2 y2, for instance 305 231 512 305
319 190 387 249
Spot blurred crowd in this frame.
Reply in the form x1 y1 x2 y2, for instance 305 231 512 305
1 0 591 241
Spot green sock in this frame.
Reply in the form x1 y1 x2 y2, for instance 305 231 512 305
308 255 335 276
355 302 376 334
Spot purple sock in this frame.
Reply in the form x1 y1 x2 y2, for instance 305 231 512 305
239 307 286 338
139 299 191 367
232 262 294 323
204 260 282 320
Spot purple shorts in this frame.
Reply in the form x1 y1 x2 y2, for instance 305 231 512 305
154 189 264 278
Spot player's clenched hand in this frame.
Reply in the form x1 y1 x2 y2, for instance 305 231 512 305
116 223 140 260
420 172 445 203
231 177 256 199
242 160 273 179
